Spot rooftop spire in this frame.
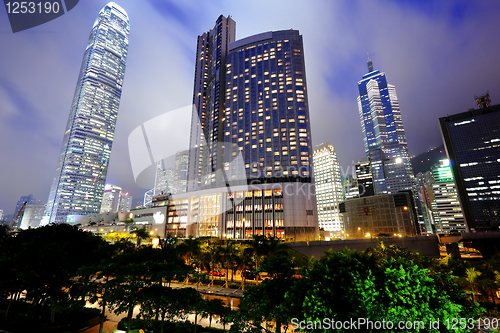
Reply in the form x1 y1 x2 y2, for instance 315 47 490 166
367 53 374 72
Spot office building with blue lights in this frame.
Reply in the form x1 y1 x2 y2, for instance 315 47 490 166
357 60 413 195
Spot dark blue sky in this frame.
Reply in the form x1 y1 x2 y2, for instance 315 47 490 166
1 0 500 214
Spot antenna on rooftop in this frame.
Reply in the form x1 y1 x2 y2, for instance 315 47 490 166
367 52 374 72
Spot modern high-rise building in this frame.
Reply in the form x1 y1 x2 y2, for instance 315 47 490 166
118 192 133 211
100 184 122 213
429 159 467 233
169 18 318 240
341 174 359 200
174 150 189 194
154 160 174 196
313 143 344 234
439 99 500 231
43 3 129 224
188 15 236 191
14 195 37 217
355 158 374 197
19 204 46 229
357 60 413 194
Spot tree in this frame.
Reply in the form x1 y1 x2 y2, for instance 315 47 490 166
129 227 150 247
286 249 483 333
231 254 297 333
138 286 193 333
466 267 483 303
178 236 201 266
1 224 105 322
202 298 227 328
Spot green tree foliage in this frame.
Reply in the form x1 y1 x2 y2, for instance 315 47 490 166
288 248 483 333
231 254 296 333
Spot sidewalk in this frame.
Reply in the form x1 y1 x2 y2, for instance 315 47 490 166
81 320 119 333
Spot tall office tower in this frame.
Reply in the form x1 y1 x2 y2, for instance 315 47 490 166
414 171 435 234
341 174 359 200
357 60 413 194
174 150 189 194
100 184 122 213
118 192 133 211
43 3 129 224
313 143 344 233
0 210 3 221
154 160 174 196
429 159 467 233
439 101 500 231
355 158 375 197
188 15 236 191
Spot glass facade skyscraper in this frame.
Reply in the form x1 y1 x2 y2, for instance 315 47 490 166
43 3 129 224
188 15 236 191
357 60 413 195
440 104 500 230
313 143 344 233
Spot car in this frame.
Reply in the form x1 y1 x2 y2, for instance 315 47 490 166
242 270 257 280
210 270 226 277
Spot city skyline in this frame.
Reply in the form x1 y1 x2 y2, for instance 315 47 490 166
1 1 500 214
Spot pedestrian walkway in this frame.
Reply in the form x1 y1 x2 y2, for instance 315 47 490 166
81 320 118 333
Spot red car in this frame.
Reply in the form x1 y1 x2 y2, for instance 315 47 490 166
210 270 226 277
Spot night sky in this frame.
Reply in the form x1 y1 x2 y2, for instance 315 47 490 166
1 0 500 215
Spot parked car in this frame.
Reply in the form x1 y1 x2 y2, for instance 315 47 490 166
210 270 226 277
242 270 257 280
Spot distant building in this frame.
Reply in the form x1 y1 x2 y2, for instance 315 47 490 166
313 143 344 234
355 158 374 197
13 194 37 227
174 150 189 194
154 160 174 196
439 101 500 230
357 60 413 194
100 185 122 213
429 159 467 233
0 209 4 221
414 171 435 234
14 194 36 216
118 192 133 211
19 204 46 229
341 174 359 200
341 192 418 238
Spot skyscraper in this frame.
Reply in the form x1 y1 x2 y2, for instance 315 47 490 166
173 18 318 240
174 150 189 194
100 184 122 213
429 159 466 233
43 3 129 224
188 15 236 191
439 99 500 231
357 60 413 195
313 143 344 234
